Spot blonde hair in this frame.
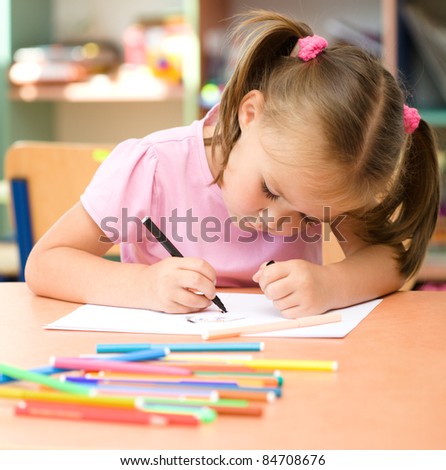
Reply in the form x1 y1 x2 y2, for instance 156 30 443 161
209 10 440 279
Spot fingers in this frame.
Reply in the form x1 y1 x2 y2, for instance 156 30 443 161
254 262 288 297
178 257 217 300
157 285 213 314
253 260 322 318
252 260 274 282
254 262 296 313
172 289 213 313
271 295 301 319
155 257 217 313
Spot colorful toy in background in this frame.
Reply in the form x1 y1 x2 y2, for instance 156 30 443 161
122 17 194 85
200 82 224 109
10 17 195 88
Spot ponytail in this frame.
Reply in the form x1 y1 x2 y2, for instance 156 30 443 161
356 119 440 279
397 120 440 277
212 10 313 184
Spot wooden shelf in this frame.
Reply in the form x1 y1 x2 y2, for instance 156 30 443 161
9 75 184 103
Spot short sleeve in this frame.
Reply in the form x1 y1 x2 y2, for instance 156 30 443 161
80 138 158 244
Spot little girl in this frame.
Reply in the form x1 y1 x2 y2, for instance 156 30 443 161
25 10 440 318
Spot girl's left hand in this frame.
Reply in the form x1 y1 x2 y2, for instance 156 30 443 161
252 260 334 318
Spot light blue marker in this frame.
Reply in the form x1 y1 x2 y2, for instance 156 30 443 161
96 342 264 354
107 348 169 362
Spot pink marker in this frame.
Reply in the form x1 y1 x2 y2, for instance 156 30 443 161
50 357 192 376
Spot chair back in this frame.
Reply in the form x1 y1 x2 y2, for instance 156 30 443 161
5 141 114 278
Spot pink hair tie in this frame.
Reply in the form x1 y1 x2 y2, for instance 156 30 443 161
403 104 421 134
291 35 328 61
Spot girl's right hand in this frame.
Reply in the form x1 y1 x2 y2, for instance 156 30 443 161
143 257 217 313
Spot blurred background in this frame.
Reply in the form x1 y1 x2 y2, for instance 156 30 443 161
0 0 445 286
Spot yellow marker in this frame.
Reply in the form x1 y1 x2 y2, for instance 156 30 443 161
164 357 338 372
0 386 136 408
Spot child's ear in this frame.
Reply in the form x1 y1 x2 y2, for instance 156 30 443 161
238 90 265 131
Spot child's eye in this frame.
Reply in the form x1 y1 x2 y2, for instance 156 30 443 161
261 181 279 201
300 214 321 226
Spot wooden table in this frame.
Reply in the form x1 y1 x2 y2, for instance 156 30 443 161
1 283 445 450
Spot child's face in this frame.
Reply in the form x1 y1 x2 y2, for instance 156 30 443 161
220 118 334 237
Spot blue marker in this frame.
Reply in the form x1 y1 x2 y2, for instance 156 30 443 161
96 342 264 354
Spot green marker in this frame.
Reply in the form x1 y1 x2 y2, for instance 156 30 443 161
0 363 92 396
136 401 217 423
138 396 249 408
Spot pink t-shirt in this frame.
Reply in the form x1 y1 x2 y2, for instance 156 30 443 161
81 107 321 287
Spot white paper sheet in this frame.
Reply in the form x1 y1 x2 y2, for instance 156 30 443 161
45 293 382 338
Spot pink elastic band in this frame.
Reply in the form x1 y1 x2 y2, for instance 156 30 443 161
403 105 421 134
291 35 328 61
